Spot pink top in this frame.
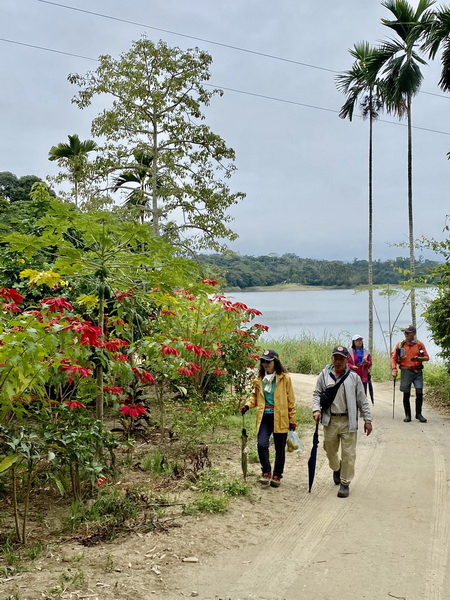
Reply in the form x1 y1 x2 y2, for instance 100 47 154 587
347 348 372 383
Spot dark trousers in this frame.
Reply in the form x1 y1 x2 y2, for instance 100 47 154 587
257 413 288 478
403 390 424 418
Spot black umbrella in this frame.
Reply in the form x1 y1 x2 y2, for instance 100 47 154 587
368 373 374 405
241 415 248 481
308 422 320 493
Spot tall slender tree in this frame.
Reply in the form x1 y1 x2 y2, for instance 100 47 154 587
48 134 97 208
367 0 435 326
336 42 385 353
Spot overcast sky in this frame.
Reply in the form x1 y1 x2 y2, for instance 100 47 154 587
1 0 449 262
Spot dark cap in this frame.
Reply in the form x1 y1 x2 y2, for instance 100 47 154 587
259 349 279 361
402 325 416 334
332 346 349 358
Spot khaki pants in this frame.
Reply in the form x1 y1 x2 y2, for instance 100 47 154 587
323 416 357 486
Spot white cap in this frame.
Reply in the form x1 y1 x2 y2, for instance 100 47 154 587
352 334 363 341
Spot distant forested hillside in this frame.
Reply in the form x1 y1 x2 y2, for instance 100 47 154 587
198 254 440 289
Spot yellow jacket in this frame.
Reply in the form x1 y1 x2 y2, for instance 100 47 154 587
246 372 297 433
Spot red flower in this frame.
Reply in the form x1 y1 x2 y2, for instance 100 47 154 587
222 304 239 313
2 303 22 313
177 367 195 376
160 310 177 316
132 367 155 384
114 289 134 301
41 297 73 313
254 323 269 332
246 308 263 316
60 365 92 377
113 353 129 362
213 369 226 375
63 400 86 410
177 289 196 300
188 362 202 372
0 288 24 304
234 329 248 336
119 403 147 418
184 343 210 357
97 476 107 486
161 345 180 356
72 321 103 346
201 279 218 286
103 386 124 395
103 338 129 352
232 302 248 310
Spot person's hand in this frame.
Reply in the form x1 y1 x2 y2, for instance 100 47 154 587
240 405 249 415
391 368 398 379
364 421 373 436
289 423 296 431
312 410 321 423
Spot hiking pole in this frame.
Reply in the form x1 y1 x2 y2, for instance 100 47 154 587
392 377 396 419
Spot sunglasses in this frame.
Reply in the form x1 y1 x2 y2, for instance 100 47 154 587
260 359 273 364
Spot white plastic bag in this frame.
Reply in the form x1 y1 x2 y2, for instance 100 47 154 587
286 430 303 453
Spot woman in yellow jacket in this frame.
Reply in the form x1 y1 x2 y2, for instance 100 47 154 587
241 349 297 488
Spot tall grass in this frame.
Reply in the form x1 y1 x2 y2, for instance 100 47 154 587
263 334 391 381
262 334 450 406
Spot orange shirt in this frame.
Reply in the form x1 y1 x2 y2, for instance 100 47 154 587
391 339 430 370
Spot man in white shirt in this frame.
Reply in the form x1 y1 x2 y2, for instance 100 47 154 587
312 346 373 498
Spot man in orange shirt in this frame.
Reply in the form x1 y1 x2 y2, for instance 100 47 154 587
391 325 430 423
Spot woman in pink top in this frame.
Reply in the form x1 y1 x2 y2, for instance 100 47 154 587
347 335 372 401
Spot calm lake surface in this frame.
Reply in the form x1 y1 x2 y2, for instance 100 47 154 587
229 288 441 359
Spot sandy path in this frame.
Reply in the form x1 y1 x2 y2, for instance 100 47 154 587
159 374 450 600
4 374 450 600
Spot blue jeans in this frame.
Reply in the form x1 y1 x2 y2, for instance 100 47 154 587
257 413 288 478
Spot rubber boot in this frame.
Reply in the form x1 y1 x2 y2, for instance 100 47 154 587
415 392 427 423
403 393 411 422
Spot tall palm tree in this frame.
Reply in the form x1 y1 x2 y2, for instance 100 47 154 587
112 150 161 227
367 0 435 327
336 42 385 354
48 134 97 208
420 5 450 91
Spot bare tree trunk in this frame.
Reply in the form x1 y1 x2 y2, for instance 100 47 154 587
368 104 374 354
152 121 159 235
407 98 416 326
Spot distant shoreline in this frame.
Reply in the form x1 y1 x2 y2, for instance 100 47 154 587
224 284 432 293
225 284 359 293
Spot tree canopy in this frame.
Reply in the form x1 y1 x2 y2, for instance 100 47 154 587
68 38 244 252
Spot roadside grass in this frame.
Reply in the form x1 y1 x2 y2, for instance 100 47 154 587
263 335 447 385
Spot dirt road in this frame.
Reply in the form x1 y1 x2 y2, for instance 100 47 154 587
4 374 450 600
159 373 450 600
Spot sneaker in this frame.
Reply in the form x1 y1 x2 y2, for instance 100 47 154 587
416 414 427 423
333 464 341 485
403 417 411 422
259 472 271 486
337 484 349 498
270 475 281 488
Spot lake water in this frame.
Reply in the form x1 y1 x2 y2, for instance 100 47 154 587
229 288 441 359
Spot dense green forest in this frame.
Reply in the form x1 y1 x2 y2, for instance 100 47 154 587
198 253 440 289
